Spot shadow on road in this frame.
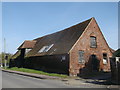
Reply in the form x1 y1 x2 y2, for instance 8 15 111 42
77 71 118 85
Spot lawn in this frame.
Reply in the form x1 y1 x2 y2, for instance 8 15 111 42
4 67 68 78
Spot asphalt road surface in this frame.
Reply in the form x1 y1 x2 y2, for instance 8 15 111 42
2 71 118 89
2 71 74 88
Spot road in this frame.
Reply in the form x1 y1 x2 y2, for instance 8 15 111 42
2 71 118 88
2 71 73 88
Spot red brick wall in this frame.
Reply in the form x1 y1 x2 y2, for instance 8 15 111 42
69 18 113 76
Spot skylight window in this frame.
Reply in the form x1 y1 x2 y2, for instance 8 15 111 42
38 46 48 53
38 44 54 53
45 44 54 52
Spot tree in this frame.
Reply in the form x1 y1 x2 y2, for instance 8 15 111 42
0 52 13 65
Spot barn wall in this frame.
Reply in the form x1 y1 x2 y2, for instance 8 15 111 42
24 54 69 74
69 18 113 76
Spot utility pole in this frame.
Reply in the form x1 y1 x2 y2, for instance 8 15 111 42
0 46 3 67
0 55 3 67
4 38 7 69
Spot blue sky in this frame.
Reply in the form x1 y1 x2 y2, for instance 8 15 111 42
0 2 2 53
2 2 118 54
118 1 120 48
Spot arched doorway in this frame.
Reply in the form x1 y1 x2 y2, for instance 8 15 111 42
91 54 100 72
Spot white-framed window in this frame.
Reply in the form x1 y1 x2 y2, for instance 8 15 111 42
78 50 84 63
38 46 48 53
38 44 54 53
25 49 32 54
62 56 66 60
45 44 54 52
61 56 66 62
103 53 108 64
90 36 97 48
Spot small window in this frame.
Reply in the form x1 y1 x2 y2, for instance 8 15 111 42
45 44 54 52
25 49 32 54
61 56 66 61
78 50 84 63
62 56 66 60
103 53 108 64
90 36 97 48
38 44 54 53
38 46 48 53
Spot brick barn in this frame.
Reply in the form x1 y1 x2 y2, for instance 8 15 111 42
12 17 114 76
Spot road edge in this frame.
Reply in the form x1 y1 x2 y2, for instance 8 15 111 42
1 69 61 80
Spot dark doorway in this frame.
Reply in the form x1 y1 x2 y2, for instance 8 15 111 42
91 54 100 71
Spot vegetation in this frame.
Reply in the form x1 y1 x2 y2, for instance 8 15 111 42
0 52 13 64
11 51 20 59
4 67 68 78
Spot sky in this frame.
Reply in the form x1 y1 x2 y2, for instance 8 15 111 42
2 2 118 54
0 2 2 54
118 1 120 48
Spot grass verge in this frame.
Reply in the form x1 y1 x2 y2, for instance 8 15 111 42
3 67 68 78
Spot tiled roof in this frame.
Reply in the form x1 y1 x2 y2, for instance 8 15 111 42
18 40 36 50
26 18 92 57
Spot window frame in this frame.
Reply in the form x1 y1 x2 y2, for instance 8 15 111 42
103 53 108 64
90 36 97 48
38 44 54 53
78 50 85 63
25 48 32 54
